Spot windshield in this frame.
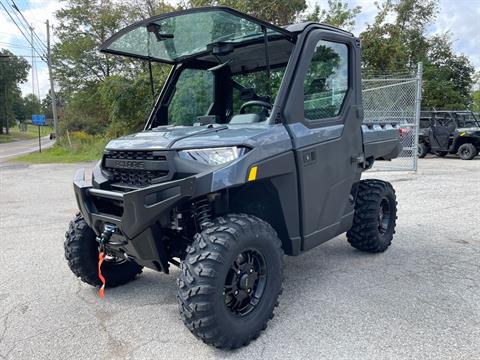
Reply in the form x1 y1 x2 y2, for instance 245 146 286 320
102 8 288 63
166 66 287 127
232 67 286 114
169 69 214 125
456 112 480 127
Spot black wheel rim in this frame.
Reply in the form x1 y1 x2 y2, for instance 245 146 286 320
223 249 267 317
378 198 391 235
461 148 471 157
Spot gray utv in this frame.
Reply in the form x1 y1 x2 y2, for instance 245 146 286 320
65 7 402 349
418 110 480 160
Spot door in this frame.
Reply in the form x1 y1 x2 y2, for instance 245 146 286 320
282 30 363 251
429 115 453 151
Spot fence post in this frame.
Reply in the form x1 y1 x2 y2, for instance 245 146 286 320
413 62 423 172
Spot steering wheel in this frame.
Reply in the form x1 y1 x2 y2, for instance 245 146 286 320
239 100 273 115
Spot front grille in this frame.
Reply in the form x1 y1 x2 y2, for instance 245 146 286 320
105 150 166 161
103 150 170 188
109 168 168 187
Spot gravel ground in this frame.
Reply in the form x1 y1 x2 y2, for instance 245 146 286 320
0 156 479 360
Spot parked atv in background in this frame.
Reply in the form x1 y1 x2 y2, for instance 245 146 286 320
418 111 480 160
64 7 402 349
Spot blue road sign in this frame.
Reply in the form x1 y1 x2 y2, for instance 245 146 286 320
32 114 46 126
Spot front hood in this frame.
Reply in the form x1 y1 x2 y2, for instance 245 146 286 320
457 127 480 133
105 124 290 150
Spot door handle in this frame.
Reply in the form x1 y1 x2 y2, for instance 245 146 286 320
302 151 316 166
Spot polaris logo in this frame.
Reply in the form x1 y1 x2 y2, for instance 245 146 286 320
112 160 145 169
104 157 166 171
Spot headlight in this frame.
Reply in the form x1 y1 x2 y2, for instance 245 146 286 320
178 146 248 165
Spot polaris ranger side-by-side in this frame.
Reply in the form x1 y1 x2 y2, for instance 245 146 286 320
65 7 402 349
418 111 480 160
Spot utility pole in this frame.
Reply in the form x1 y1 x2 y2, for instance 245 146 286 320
5 53 12 135
0 54 9 135
46 20 59 137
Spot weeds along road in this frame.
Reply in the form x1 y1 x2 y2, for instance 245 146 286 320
0 157 479 360
0 136 55 163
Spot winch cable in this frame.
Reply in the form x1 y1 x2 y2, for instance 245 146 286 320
98 251 106 299
96 224 116 299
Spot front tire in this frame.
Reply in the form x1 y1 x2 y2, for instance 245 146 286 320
177 214 284 349
347 180 397 253
64 213 143 287
458 143 478 160
417 142 429 158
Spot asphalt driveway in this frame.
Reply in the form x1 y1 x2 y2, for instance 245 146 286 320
0 137 55 163
0 157 479 360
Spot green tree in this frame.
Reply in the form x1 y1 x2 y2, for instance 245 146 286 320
98 65 170 136
53 0 132 92
472 72 480 112
131 0 178 17
23 94 43 119
187 0 307 25
305 0 361 30
53 0 173 136
472 91 480 112
360 0 437 73
0 49 30 134
12 90 27 123
423 34 475 110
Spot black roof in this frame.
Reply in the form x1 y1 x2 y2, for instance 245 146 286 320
284 21 354 37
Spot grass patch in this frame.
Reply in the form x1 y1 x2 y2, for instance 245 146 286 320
0 125 53 143
15 131 107 164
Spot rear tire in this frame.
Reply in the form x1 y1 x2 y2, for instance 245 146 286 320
177 214 284 349
347 180 397 253
64 213 143 287
417 142 429 158
458 143 478 160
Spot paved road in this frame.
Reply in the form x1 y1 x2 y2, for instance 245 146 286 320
0 136 55 162
0 157 479 360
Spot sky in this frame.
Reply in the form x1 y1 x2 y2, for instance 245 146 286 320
0 0 479 99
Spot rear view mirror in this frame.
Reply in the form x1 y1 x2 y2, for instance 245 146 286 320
207 42 235 56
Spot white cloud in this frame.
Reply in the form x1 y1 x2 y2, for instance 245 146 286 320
430 0 480 69
0 0 61 98
312 0 480 71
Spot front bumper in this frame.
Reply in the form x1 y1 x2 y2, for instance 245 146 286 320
74 168 196 239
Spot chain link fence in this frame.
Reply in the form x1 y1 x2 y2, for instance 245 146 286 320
362 63 423 171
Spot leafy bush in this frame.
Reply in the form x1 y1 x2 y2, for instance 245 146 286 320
57 131 107 154
16 132 107 163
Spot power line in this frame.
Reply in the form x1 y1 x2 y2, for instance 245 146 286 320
10 0 48 51
7 0 48 54
0 41 33 50
0 0 46 61
3 54 44 58
4 0 44 52
6 2 32 37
